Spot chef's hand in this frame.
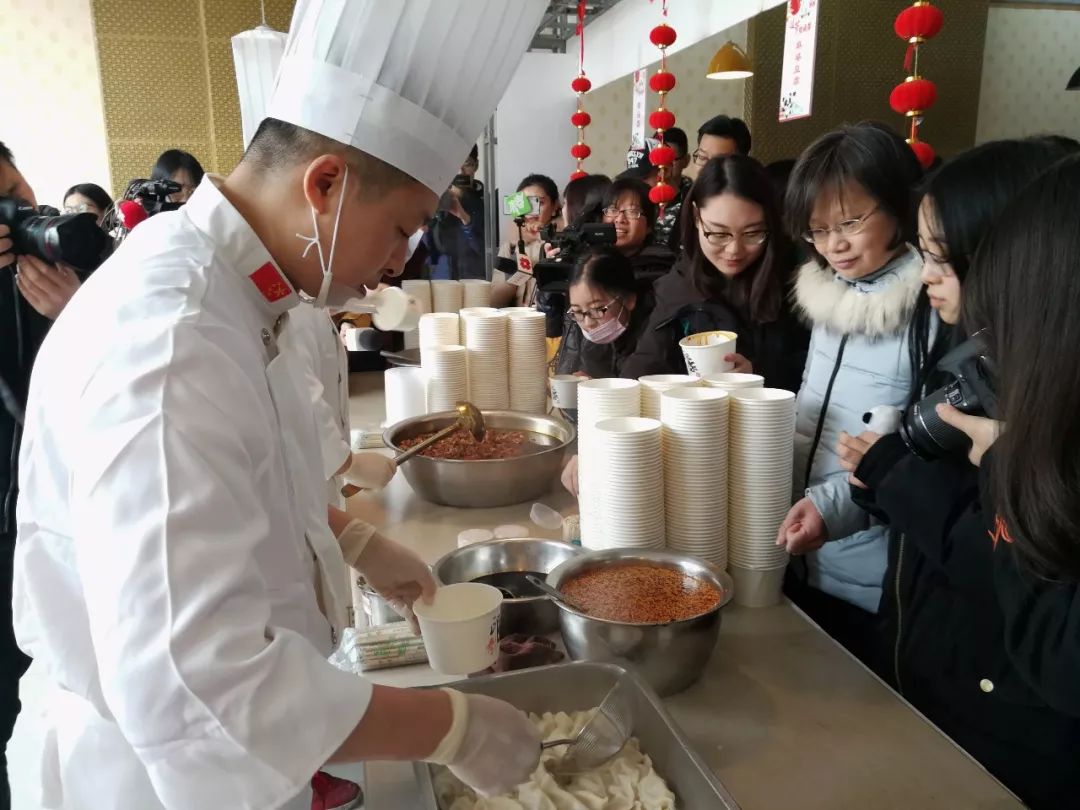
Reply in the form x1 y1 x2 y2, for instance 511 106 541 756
343 452 397 490
836 430 881 489
776 497 827 555
16 255 81 320
724 353 753 374
427 689 541 797
560 455 579 498
354 530 435 633
0 225 13 268
936 404 1002 467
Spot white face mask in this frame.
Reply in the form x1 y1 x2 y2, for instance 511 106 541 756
296 165 349 309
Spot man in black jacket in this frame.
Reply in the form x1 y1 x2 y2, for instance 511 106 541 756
0 140 88 810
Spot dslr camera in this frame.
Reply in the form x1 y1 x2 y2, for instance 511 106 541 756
532 222 616 339
0 196 108 271
899 331 997 460
126 178 182 217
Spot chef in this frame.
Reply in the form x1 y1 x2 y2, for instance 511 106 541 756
12 1 548 809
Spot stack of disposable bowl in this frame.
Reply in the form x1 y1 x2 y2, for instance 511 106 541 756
461 310 509 410
401 280 432 350
430 280 464 313
638 374 700 420
727 387 797 607
418 312 460 350
701 372 764 392
422 345 468 413
458 307 499 343
576 379 641 550
661 388 730 568
462 279 493 308
593 417 665 550
507 310 548 414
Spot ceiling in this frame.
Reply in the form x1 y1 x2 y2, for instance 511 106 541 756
530 1 626 52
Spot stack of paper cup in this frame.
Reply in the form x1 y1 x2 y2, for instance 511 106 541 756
402 280 432 350
419 312 460 350
727 387 797 607
462 279 493 308
458 307 498 343
679 330 738 377
383 367 428 427
422 345 468 412
661 388 730 568
638 374 700 420
701 372 764 392
507 310 548 413
576 379 641 550
462 310 509 409
431 280 464 313
594 417 665 550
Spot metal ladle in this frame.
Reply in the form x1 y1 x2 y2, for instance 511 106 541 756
525 575 587 613
341 402 485 499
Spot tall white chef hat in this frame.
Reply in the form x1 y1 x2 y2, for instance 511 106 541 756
267 0 547 194
231 25 287 149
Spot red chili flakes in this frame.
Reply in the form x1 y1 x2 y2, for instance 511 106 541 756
561 563 723 624
399 428 530 460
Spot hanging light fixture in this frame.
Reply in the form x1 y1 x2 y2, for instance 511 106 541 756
231 0 287 149
706 41 753 80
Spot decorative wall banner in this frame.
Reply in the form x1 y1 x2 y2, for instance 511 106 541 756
631 68 648 148
778 0 820 122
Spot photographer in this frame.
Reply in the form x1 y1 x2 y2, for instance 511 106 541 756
492 174 560 307
151 149 205 204
833 138 1079 809
423 184 484 280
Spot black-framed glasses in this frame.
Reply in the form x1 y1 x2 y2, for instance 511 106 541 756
803 207 879 244
567 298 622 323
699 226 769 248
691 149 710 167
603 206 644 221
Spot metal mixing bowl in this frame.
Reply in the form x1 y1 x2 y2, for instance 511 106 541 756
546 549 734 696
433 538 581 635
383 411 575 508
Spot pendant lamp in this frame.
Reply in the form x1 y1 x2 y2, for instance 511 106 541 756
706 41 753 80
231 2 287 149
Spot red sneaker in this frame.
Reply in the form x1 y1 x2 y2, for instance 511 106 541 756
311 771 363 810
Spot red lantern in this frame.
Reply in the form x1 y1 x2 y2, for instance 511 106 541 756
570 170 588 181
894 4 944 42
649 145 676 167
889 77 937 115
571 75 592 94
649 183 678 205
570 111 592 128
649 24 677 48
649 71 677 93
649 109 676 131
570 143 592 160
789 0 801 13
908 140 936 169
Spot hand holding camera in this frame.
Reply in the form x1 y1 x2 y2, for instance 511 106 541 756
934 405 1002 467
15 255 81 320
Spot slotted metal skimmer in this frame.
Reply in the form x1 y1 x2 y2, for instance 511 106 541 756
541 678 634 775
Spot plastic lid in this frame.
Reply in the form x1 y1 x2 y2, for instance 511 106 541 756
530 503 564 531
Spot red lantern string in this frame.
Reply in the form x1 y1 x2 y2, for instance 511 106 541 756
569 0 590 180
890 1 943 169
647 0 678 212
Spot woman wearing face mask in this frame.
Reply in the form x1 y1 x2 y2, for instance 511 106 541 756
831 138 1080 810
774 122 924 660
600 178 675 288
621 155 808 388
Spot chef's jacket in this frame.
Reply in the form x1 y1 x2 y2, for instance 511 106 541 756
13 179 371 810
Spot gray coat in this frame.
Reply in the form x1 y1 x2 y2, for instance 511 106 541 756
792 247 925 613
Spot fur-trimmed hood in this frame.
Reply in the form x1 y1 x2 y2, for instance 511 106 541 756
793 246 924 337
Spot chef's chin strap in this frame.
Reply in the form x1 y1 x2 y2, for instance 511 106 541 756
296 164 349 309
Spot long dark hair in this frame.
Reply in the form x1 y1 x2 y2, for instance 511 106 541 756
152 149 205 186
63 183 113 212
680 155 793 324
563 174 611 228
963 153 1080 581
907 138 1078 403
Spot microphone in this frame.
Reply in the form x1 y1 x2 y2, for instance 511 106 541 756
118 199 148 230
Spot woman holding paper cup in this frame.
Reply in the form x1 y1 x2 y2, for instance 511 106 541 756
620 155 808 389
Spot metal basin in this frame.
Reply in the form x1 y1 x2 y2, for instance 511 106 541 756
383 411 575 508
433 538 581 635
546 549 734 696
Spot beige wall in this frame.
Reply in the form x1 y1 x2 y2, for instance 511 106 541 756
584 23 748 178
976 4 1080 143
0 0 111 206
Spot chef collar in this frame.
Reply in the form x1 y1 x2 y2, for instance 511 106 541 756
183 175 301 324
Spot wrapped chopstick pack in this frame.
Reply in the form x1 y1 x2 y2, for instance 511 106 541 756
329 623 429 673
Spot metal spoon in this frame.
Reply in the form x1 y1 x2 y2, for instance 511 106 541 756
525 575 587 613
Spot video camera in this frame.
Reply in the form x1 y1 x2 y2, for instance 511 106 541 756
125 178 182 217
533 222 617 294
899 331 998 460
0 196 108 271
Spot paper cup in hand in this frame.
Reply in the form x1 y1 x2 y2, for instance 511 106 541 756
550 374 582 409
369 286 422 332
414 583 502 675
679 331 738 377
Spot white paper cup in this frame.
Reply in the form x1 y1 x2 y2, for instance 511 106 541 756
679 331 737 376
550 375 582 409
729 565 788 609
702 372 764 389
414 583 503 675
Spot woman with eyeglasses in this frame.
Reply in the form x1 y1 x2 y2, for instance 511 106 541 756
63 183 113 228
620 155 808 388
599 178 676 288
774 122 925 661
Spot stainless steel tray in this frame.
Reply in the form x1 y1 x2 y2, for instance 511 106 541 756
413 661 740 809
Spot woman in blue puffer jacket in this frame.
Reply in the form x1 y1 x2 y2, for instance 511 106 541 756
775 122 926 661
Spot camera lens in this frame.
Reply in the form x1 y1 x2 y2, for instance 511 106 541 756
900 380 973 459
16 212 107 271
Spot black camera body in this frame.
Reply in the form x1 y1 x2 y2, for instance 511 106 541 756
532 222 617 294
127 178 182 217
0 196 108 271
900 331 998 460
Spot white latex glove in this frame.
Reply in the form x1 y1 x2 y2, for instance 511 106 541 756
343 452 397 490
426 689 542 797
353 529 436 633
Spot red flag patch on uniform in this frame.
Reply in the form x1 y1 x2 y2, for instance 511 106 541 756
249 262 292 302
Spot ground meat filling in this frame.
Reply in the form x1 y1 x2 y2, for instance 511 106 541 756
561 564 723 623
399 428 531 460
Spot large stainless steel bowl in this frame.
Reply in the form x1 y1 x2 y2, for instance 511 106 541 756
383 411 575 508
433 538 581 635
546 549 734 696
